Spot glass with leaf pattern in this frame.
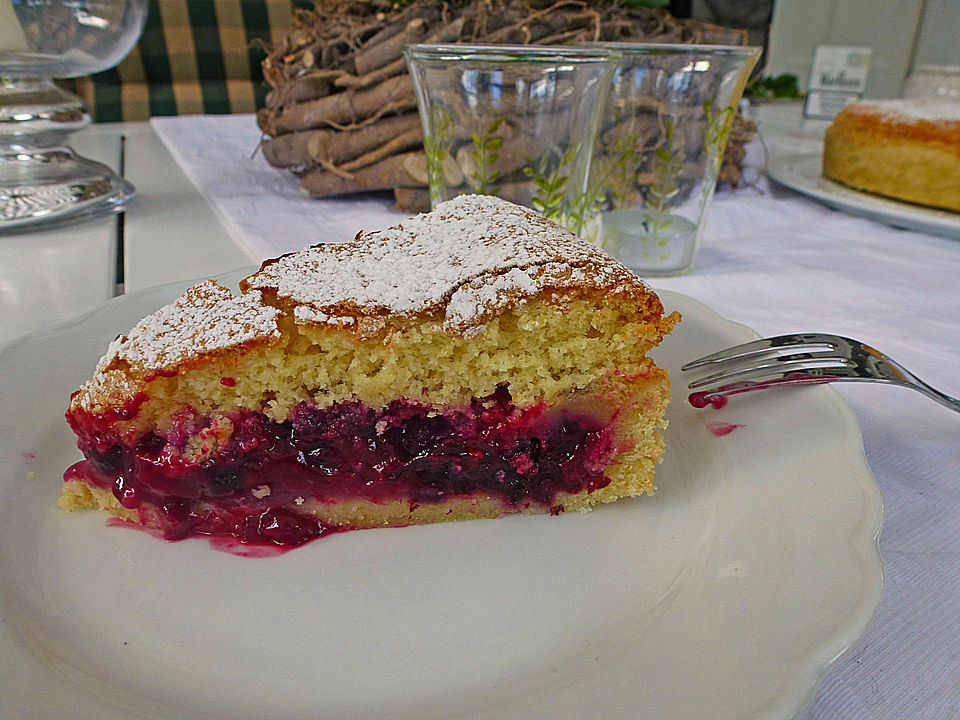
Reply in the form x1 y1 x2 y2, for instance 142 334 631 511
583 43 760 276
404 44 617 236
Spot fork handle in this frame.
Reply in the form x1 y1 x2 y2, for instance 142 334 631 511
901 377 960 415
877 351 960 415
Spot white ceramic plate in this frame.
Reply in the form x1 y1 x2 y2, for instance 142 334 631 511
0 275 883 720
767 152 960 240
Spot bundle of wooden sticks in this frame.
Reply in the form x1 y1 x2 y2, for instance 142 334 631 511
257 0 755 212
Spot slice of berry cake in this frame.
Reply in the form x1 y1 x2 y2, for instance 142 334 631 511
61 195 680 546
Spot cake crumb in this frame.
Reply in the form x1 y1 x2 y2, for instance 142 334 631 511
252 485 271 499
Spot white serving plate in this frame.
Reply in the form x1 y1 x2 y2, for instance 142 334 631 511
0 275 883 720
767 152 960 240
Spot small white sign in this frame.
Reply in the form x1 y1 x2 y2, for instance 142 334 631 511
803 45 872 121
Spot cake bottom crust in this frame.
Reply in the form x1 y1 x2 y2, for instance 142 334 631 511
60 450 655 536
823 126 960 212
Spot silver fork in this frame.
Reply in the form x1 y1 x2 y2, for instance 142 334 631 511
681 333 960 413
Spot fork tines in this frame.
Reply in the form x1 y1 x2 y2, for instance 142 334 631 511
681 334 840 372
681 333 863 392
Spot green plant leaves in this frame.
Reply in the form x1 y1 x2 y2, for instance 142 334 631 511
469 116 505 194
654 146 673 163
524 142 601 236
702 99 735 158
640 111 683 245
424 104 454 205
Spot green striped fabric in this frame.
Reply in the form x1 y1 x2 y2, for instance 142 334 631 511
74 0 312 121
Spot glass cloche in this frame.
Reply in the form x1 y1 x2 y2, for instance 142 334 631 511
0 0 148 229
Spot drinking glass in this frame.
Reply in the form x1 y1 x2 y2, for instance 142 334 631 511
405 44 617 236
0 0 148 229
584 43 760 276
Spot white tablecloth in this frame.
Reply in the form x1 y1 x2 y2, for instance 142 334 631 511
152 112 960 719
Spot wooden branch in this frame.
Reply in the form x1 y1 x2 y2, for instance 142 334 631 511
600 114 661 150
361 19 406 50
261 129 329 168
308 113 422 166
394 187 431 213
271 74 415 134
263 113 423 169
336 57 407 89
482 0 588 43
336 16 466 90
532 27 593 45
256 108 276 136
300 151 427 197
265 71 342 111
425 15 467 43
402 153 429 185
340 128 423 172
353 18 427 76
441 155 464 187
684 19 747 45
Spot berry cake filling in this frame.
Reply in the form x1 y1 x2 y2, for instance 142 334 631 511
65 387 624 546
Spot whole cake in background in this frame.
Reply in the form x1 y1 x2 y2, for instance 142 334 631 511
822 98 960 212
61 195 680 547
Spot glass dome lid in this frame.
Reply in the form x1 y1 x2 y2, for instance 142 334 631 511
0 0 148 229
0 0 148 78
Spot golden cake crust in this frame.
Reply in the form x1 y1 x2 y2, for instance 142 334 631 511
71 196 675 419
823 99 960 212
70 280 283 415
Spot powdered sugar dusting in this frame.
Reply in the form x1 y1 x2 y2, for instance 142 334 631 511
445 260 636 334
98 335 125 372
855 98 960 124
244 195 648 333
75 368 142 411
112 280 281 371
293 306 356 326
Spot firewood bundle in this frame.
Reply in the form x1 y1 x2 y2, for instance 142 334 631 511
257 0 755 212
